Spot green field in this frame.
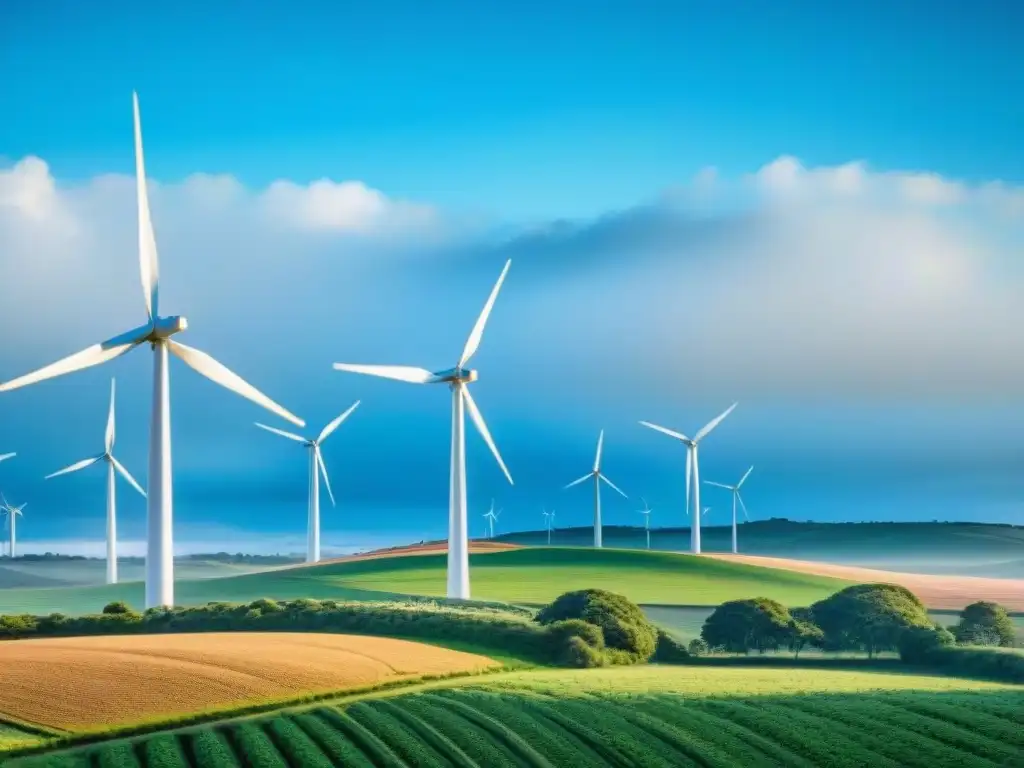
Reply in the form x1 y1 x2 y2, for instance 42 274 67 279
10 666 1021 767
0 558 290 590
0 548 852 615
498 521 1024 578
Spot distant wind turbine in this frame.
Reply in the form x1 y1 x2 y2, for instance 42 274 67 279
255 401 360 563
637 497 653 550
564 430 627 548
705 466 754 554
542 509 555 545
44 379 147 584
483 500 501 539
333 259 513 600
639 403 738 554
1 496 26 558
0 93 304 608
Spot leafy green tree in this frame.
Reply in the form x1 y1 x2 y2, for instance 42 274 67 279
810 583 931 657
101 601 135 615
787 607 824 658
953 601 1016 647
536 589 658 662
898 624 955 664
701 598 793 654
687 638 709 657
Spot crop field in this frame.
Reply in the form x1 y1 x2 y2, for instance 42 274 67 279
0 633 495 731
11 666 1022 767
0 547 853 616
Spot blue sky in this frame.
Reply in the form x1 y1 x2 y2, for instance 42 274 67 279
1 2 1023 554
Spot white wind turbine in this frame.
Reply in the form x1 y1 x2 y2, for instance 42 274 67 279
637 497 652 550
705 466 753 554
639 403 737 554
0 93 304 608
564 430 627 548
1 496 26 558
45 379 146 584
542 509 554 545
483 500 501 539
333 259 514 600
255 401 360 564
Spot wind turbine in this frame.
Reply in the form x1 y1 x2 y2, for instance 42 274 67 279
639 403 737 554
44 379 146 584
542 509 554 545
564 430 627 548
483 500 501 539
255 401 360 564
1 496 26 558
333 259 513 600
0 93 304 609
705 466 753 554
637 497 652 550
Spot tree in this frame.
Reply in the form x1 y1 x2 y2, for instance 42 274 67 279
810 583 931 657
953 601 1016 648
898 624 955 664
701 598 793 654
101 601 135 615
536 589 658 662
786 607 824 658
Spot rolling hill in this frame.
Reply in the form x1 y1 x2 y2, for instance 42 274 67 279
496 520 1024 578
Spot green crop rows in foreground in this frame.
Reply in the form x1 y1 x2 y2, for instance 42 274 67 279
13 685 1023 768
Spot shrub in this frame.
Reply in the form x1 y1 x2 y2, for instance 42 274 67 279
810 583 931 657
953 601 1016 647
898 624 955 664
101 601 135 615
535 589 657 662
687 638 709 657
701 598 793 654
905 644 1024 684
652 630 690 663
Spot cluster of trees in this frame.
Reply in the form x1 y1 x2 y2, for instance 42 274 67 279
0 589 683 670
700 585 1019 659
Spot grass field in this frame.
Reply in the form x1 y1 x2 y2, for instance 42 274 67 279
0 633 495 731
0 558 291 590
0 548 852 616
9 666 1021 767
498 521 1024 578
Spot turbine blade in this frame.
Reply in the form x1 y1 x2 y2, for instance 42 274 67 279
134 92 160 320
332 363 435 384
593 429 604 472
167 340 305 427
105 378 116 453
639 421 690 442
737 465 754 488
737 493 751 521
564 472 592 490
461 386 513 485
704 481 734 490
318 400 360 443
315 445 336 507
0 327 146 393
459 258 511 368
110 455 147 497
694 402 738 442
45 454 103 479
254 422 306 443
0 453 15 463
599 473 628 498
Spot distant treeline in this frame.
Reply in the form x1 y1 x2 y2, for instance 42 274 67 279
5 552 302 564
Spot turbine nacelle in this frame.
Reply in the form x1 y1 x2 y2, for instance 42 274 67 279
432 367 478 385
150 315 188 339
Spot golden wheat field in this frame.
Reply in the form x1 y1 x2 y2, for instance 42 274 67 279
0 633 496 731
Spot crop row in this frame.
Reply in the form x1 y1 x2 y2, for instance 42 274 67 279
13 689 1024 767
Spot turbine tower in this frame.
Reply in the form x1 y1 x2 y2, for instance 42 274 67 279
639 403 737 554
483 500 501 539
333 259 514 600
0 93 304 609
255 401 360 564
705 466 753 554
637 497 652 550
542 509 554 545
1 496 26 558
44 379 146 584
564 430 627 548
